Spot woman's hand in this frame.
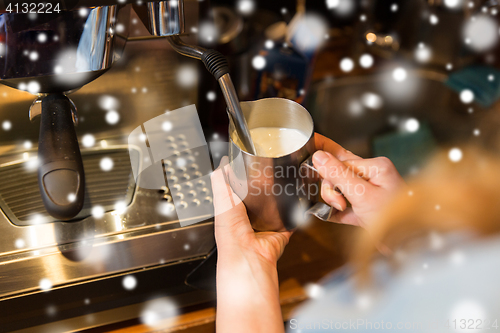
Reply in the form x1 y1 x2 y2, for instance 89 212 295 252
212 157 293 266
211 157 291 333
313 133 406 230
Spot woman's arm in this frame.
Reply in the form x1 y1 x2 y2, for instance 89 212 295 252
216 249 284 332
212 159 291 333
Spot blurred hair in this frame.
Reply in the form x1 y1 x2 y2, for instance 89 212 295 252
351 145 500 284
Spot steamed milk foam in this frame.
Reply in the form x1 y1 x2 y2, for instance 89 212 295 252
249 127 309 158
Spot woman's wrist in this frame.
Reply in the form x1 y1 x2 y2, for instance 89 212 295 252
217 247 280 304
217 252 278 283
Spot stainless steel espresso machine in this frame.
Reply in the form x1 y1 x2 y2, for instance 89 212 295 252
0 1 242 331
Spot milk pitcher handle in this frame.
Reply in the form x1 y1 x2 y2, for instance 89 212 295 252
299 155 336 222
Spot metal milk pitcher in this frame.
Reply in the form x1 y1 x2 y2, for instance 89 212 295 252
228 98 334 231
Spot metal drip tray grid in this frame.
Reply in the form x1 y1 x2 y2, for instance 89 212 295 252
0 148 136 226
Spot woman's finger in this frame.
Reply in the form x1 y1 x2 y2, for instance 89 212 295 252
312 150 374 205
342 157 404 189
321 179 348 211
211 157 252 233
211 157 241 216
328 208 363 227
314 133 362 162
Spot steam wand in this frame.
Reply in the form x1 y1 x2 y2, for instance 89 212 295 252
166 36 257 156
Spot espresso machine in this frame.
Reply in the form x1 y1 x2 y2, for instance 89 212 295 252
0 0 246 331
0 0 252 221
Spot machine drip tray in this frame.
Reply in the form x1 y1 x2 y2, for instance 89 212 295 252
0 147 138 226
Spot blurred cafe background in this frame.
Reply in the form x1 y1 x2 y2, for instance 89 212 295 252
0 0 498 331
